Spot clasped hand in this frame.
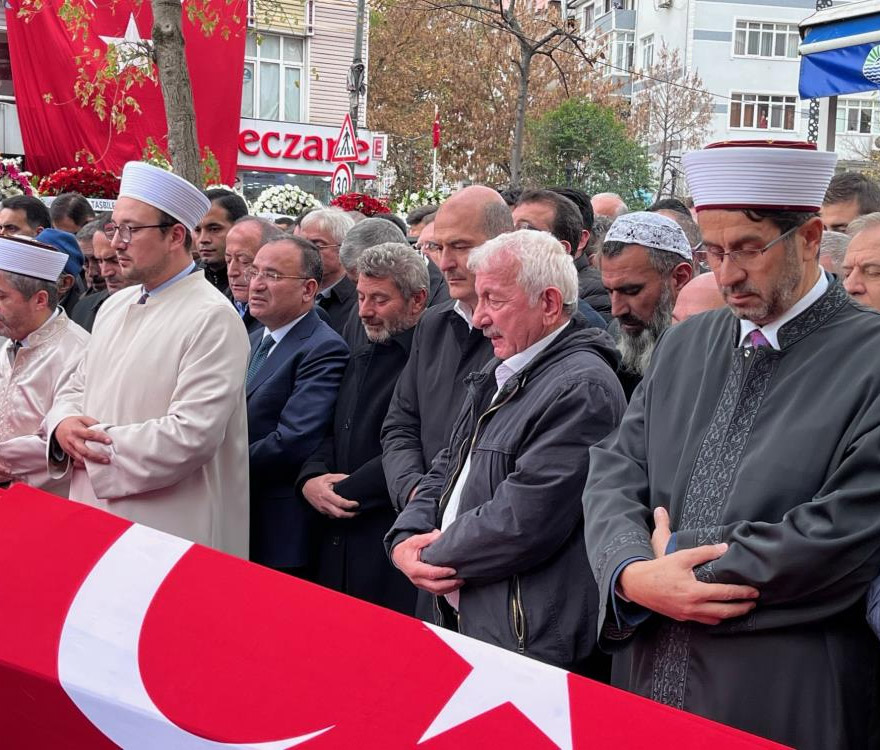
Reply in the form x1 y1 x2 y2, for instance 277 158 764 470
391 529 463 596
618 507 760 626
54 416 112 468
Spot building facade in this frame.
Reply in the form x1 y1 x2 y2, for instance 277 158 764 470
0 1 384 203
570 0 872 180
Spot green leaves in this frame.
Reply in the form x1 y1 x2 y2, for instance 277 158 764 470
524 97 653 206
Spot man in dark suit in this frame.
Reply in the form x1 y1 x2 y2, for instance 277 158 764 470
226 216 286 335
298 242 428 615
245 235 349 574
296 208 356 334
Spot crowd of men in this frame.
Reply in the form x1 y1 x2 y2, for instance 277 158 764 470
2 143 880 749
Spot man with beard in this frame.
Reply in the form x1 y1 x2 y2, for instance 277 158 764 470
298 243 428 614
598 212 694 398
583 140 880 750
47 161 250 557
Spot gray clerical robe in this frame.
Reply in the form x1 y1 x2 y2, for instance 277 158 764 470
583 281 880 750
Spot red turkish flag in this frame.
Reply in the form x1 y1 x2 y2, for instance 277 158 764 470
5 0 246 183
0 485 790 750
432 105 441 150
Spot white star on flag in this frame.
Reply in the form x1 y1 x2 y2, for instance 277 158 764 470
99 13 152 71
420 624 573 750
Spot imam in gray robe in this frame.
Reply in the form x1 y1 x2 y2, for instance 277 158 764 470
583 281 880 750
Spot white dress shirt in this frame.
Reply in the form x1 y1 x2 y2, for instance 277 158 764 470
440 321 570 609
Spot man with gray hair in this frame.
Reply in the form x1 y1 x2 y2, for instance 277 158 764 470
842 212 880 309
0 235 89 496
592 192 629 219
298 242 429 614
385 229 626 675
599 211 695 398
339 217 449 348
225 216 286 334
819 230 849 277
296 208 357 334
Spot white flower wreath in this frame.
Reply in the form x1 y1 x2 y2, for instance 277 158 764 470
252 184 321 217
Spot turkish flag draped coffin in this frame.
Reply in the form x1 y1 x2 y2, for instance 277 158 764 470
5 0 246 183
0 485 790 750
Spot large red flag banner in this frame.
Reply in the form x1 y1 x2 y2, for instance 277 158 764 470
0 485 790 750
5 0 246 183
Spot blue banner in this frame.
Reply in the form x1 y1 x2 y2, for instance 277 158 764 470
799 42 880 98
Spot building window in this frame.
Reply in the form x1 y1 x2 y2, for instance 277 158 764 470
607 30 634 71
733 20 799 59
836 97 880 134
582 3 594 31
641 33 654 70
242 31 304 122
729 92 797 130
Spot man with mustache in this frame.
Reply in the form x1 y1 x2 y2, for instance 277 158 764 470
583 140 880 750
298 242 428 614
598 212 694 399
386 230 625 674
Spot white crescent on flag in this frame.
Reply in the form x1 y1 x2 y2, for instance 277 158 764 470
57 524 333 749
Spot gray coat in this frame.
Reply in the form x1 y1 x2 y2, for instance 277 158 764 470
385 318 626 671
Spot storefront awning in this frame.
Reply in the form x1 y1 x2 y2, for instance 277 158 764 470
799 0 880 99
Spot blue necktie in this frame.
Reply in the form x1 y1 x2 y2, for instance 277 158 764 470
246 336 274 386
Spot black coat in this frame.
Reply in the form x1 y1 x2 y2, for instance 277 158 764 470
381 299 495 510
70 289 110 332
298 326 418 614
575 254 612 322
317 275 357 335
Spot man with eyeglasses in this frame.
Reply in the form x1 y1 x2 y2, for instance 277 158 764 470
224 216 285 335
46 161 251 558
597 211 694 399
295 208 356 334
244 235 349 575
583 141 880 750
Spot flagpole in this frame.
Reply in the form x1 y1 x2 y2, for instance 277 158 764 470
432 147 438 191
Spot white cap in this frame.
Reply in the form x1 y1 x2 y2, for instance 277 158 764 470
0 235 67 281
118 162 211 232
682 140 838 213
605 211 693 261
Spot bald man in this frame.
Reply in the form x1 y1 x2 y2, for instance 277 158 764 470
591 192 628 219
382 186 512 511
671 272 725 323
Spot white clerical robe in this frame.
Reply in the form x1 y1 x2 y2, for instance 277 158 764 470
47 271 251 558
0 310 89 495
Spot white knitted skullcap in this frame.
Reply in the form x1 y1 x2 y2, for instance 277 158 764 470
605 211 693 260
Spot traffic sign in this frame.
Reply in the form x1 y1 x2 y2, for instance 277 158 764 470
331 163 353 196
331 113 359 162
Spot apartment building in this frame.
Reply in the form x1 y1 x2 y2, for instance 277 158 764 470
569 0 871 170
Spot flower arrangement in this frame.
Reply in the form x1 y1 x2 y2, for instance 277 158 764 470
0 158 35 198
252 184 321 216
330 192 390 216
37 165 120 198
393 187 449 217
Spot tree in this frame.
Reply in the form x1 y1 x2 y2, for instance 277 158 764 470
369 0 614 195
17 0 240 185
523 97 653 207
630 44 713 198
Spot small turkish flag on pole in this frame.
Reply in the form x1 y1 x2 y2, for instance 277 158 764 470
432 105 441 149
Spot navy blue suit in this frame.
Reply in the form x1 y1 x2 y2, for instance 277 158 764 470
246 308 350 569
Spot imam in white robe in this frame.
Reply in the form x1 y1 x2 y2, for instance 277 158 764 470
47 271 251 558
0 309 88 495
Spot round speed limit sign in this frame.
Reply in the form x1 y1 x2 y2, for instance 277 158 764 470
331 163 353 196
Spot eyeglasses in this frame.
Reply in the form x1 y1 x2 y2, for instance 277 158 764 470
697 224 801 270
244 269 311 283
103 222 174 244
311 241 341 251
